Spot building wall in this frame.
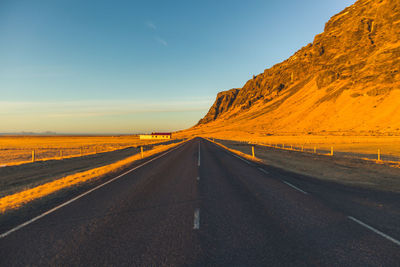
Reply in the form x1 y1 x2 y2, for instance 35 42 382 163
152 135 171 139
139 134 171 140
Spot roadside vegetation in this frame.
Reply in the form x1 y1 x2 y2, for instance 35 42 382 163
0 135 164 166
213 138 400 193
0 140 184 213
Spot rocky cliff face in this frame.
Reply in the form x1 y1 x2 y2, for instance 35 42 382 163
196 0 400 134
197 88 240 124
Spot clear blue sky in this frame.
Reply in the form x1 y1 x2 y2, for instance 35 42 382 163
0 0 354 134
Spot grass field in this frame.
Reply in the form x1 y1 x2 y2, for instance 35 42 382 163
214 139 400 192
0 140 184 212
177 129 400 162
0 135 165 166
235 135 400 162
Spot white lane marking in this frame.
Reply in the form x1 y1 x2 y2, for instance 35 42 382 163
348 216 400 246
282 181 308 195
206 138 252 165
198 143 201 167
193 208 200 229
0 142 187 239
197 176 200 181
258 167 269 174
232 153 251 165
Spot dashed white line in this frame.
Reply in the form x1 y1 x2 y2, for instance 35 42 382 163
207 138 252 165
348 216 400 246
208 138 400 248
232 153 251 165
197 176 200 181
282 181 308 195
0 142 186 239
198 143 201 167
193 208 200 229
257 167 269 174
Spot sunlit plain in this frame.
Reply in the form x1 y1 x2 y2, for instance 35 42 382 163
177 130 400 162
0 140 183 212
0 135 163 166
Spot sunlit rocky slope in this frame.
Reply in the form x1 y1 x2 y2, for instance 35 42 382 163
192 0 400 136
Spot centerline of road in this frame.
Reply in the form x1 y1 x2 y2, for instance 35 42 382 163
194 142 201 229
4 139 399 250
193 208 200 229
198 143 201 167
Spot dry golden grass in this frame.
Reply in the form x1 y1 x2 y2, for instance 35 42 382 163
217 139 400 192
239 135 400 159
177 129 400 161
176 75 400 159
0 135 164 166
0 140 185 213
191 73 400 136
206 138 262 163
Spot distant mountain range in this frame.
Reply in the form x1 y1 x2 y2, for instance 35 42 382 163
0 131 58 136
192 0 400 136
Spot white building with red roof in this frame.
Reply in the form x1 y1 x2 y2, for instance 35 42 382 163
139 132 172 140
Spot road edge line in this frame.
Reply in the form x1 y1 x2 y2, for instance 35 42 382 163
348 216 400 246
282 181 308 195
0 141 188 239
257 167 269 174
204 138 255 165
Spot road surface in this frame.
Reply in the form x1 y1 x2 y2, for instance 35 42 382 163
0 138 399 266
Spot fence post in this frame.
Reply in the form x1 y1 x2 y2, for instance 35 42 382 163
60 150 63 159
378 149 381 161
252 146 255 158
282 144 285 149
314 146 316 153
32 150 35 162
330 146 333 156
301 145 304 152
80 147 83 156
141 146 144 159
291 145 293 150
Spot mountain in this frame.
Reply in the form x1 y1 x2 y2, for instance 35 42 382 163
194 0 400 136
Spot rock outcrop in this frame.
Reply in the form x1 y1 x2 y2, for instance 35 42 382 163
197 88 240 124
195 0 400 135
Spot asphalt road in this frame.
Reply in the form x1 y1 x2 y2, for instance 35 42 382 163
0 138 399 266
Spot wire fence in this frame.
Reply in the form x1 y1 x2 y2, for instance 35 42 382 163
0 139 178 167
262 143 400 162
216 139 400 164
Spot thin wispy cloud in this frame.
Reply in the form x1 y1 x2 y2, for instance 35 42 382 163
145 20 168 46
154 36 168 46
146 21 157 30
